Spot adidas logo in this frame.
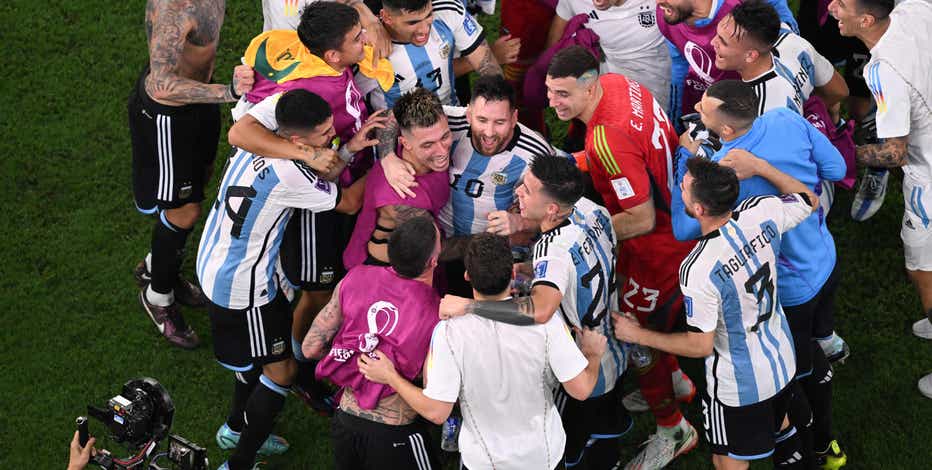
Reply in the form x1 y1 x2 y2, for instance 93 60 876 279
588 10 599 20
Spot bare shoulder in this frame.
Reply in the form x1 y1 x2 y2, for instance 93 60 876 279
145 0 223 46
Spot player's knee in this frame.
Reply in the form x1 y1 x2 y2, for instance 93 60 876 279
163 203 201 229
712 454 749 470
262 358 297 386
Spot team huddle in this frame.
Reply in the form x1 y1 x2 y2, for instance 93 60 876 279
123 0 932 469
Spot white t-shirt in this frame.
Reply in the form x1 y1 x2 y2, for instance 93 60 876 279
262 0 316 31
423 313 587 470
555 0 670 106
865 0 932 182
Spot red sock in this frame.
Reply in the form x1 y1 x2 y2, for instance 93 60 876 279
636 350 683 427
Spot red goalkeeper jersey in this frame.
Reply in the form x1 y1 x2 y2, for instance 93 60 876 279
583 74 694 276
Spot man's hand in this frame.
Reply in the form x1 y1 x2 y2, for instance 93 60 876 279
362 19 392 66
381 152 418 198
357 350 399 385
347 110 390 154
491 34 521 65
719 148 763 180
68 431 96 470
575 327 608 359
678 130 701 155
297 145 340 175
486 210 523 236
611 311 643 343
232 64 255 97
439 295 471 320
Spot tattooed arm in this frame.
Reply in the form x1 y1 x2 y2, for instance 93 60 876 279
144 0 236 104
463 42 503 77
302 281 345 360
856 136 909 168
228 114 342 176
439 283 563 325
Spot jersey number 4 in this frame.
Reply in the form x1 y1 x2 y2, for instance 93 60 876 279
224 185 257 238
744 261 776 331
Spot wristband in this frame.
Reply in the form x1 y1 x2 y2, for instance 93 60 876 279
229 83 241 100
338 145 355 164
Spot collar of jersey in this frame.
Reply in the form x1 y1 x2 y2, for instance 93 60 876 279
540 218 572 236
466 124 523 155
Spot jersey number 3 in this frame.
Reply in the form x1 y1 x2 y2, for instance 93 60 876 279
744 261 775 331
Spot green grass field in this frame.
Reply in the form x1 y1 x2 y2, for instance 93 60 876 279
2 1 930 468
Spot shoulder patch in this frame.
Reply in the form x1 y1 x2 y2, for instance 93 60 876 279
684 295 694 318
534 260 548 279
611 177 635 200
315 177 332 194
463 14 477 35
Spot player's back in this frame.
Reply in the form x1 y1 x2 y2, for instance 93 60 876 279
680 195 800 407
532 197 625 395
197 148 337 309
432 313 577 469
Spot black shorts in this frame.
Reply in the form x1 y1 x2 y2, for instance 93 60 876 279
784 265 839 377
700 386 792 460
128 66 221 213
208 291 293 370
556 385 632 467
331 410 440 470
281 210 356 291
442 259 474 298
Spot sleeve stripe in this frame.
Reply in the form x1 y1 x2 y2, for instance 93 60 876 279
592 125 622 175
433 0 465 14
292 161 317 184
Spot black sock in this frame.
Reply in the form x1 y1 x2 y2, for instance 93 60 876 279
294 359 320 393
774 426 809 469
227 368 260 433
802 344 834 452
579 437 619 470
228 375 288 470
150 214 191 294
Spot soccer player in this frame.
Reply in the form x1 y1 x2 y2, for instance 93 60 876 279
378 0 502 108
711 0 847 115
673 80 848 468
381 75 554 294
196 90 366 470
129 0 254 349
261 0 388 54
656 0 798 125
228 1 393 414
343 88 452 269
544 46 699 469
711 0 853 362
614 157 818 470
357 233 607 470
302 216 443 470
547 0 672 111
441 155 632 469
829 0 932 399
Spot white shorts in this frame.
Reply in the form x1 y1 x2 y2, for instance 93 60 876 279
902 175 932 271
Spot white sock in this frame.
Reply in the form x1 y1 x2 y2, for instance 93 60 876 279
659 416 688 435
146 285 174 307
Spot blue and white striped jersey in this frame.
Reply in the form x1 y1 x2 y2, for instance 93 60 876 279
745 28 835 115
437 106 554 236
531 198 625 397
679 194 811 407
382 0 485 108
196 148 338 310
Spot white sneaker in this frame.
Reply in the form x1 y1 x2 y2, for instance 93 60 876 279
913 318 932 340
850 168 888 221
622 370 696 413
624 420 698 470
919 373 932 399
